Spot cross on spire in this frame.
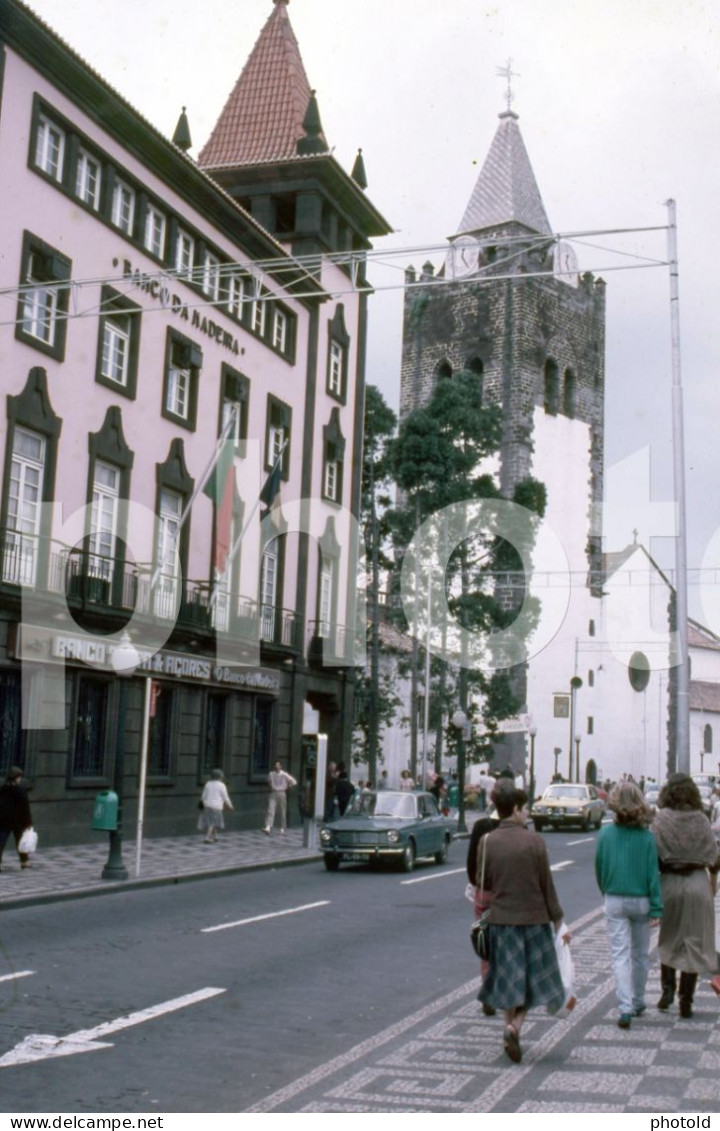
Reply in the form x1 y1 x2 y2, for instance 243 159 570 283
496 57 520 113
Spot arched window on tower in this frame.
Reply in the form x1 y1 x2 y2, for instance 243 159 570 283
563 368 576 418
466 356 484 402
434 359 452 383
543 359 559 415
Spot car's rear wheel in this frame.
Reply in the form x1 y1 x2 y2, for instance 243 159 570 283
401 842 416 873
324 855 340 871
434 837 449 865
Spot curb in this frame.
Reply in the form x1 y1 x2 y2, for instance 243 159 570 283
0 851 322 912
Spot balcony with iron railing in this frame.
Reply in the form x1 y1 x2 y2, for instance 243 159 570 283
0 529 304 654
307 620 357 668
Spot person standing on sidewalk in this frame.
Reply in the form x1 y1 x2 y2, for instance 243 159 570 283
0 766 33 871
263 761 297 834
595 781 663 1030
198 769 234 844
652 774 719 1018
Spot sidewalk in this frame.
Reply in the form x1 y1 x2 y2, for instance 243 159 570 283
0 825 321 909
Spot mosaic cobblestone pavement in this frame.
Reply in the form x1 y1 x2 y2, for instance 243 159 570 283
247 904 720 1114
0 826 317 906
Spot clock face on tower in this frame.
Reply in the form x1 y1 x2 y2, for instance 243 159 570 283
554 241 579 287
446 236 479 280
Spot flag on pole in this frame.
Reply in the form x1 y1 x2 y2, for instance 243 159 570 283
202 435 236 574
259 460 282 509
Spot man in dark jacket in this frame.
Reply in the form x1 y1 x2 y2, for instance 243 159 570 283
0 766 33 871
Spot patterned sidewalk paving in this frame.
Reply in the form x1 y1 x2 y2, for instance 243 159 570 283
0 825 319 908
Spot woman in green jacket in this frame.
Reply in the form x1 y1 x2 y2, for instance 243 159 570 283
595 781 663 1030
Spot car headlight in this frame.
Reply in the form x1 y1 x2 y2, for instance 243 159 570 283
320 828 333 843
387 830 400 843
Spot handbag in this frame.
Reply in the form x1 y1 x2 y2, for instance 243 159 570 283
18 827 38 855
470 835 491 960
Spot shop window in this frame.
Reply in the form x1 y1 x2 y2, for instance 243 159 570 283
71 676 109 778
252 698 274 777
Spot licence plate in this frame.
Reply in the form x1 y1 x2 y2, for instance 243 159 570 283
345 852 369 861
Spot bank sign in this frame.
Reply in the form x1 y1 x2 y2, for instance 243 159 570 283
12 624 280 695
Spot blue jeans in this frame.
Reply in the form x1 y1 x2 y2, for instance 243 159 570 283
604 895 651 1015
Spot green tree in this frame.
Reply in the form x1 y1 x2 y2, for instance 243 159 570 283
353 385 398 780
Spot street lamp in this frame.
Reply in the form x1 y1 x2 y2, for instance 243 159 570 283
528 726 537 807
102 631 139 881
574 734 582 783
568 676 583 781
451 708 470 835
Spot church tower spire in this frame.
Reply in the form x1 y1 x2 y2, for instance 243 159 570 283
455 110 552 238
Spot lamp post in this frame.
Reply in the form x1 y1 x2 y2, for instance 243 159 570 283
574 734 581 783
102 631 139 881
553 746 561 780
528 726 537 808
451 708 469 835
568 676 583 781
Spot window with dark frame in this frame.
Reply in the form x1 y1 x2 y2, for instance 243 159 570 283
0 672 26 777
265 396 291 478
326 305 350 403
71 676 108 778
148 685 173 778
201 693 228 780
96 287 141 398
16 233 71 360
162 331 202 429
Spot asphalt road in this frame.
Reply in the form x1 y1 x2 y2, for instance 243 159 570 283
0 826 606 1113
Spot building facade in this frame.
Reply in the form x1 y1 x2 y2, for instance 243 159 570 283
0 0 389 841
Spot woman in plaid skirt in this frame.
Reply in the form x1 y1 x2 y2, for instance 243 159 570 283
477 780 570 1064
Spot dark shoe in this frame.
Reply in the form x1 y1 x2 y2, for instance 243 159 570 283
617 1014 632 1030
632 1004 646 1017
482 1002 496 1016
679 972 697 1018
657 964 676 1011
503 1025 522 1063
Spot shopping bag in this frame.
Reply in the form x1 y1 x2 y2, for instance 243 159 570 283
552 920 576 1018
18 827 38 855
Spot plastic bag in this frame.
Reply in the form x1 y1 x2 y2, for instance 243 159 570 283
552 920 576 1018
18 827 38 855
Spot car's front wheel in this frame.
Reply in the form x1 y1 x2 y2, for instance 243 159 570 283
594 814 602 830
434 837 449 865
401 842 416 873
324 855 340 871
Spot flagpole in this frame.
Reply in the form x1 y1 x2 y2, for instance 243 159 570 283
208 438 288 615
148 407 239 595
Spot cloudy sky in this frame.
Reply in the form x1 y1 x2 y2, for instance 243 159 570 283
22 0 720 616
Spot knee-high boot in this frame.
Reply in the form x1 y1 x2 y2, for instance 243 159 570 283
657 965 676 1011
679 972 697 1019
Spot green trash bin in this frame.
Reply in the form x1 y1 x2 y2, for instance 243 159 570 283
92 790 119 831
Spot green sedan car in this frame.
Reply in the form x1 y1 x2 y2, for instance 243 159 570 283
531 783 605 832
320 790 455 872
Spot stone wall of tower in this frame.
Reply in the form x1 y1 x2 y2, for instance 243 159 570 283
400 254 606 573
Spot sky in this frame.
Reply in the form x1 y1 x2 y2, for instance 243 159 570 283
19 0 720 617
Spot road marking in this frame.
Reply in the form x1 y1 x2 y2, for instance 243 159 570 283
550 860 573 871
0 971 34 984
0 987 226 1068
202 900 330 934
565 837 594 846
401 867 466 886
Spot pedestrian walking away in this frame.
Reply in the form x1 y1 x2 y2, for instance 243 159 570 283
0 766 33 871
594 781 663 1029
466 811 500 1016
652 773 720 1018
264 761 297 834
476 780 570 1064
198 769 234 844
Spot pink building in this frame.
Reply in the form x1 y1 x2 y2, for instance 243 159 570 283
0 0 390 842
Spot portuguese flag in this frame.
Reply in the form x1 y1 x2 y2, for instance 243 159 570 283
202 436 235 575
